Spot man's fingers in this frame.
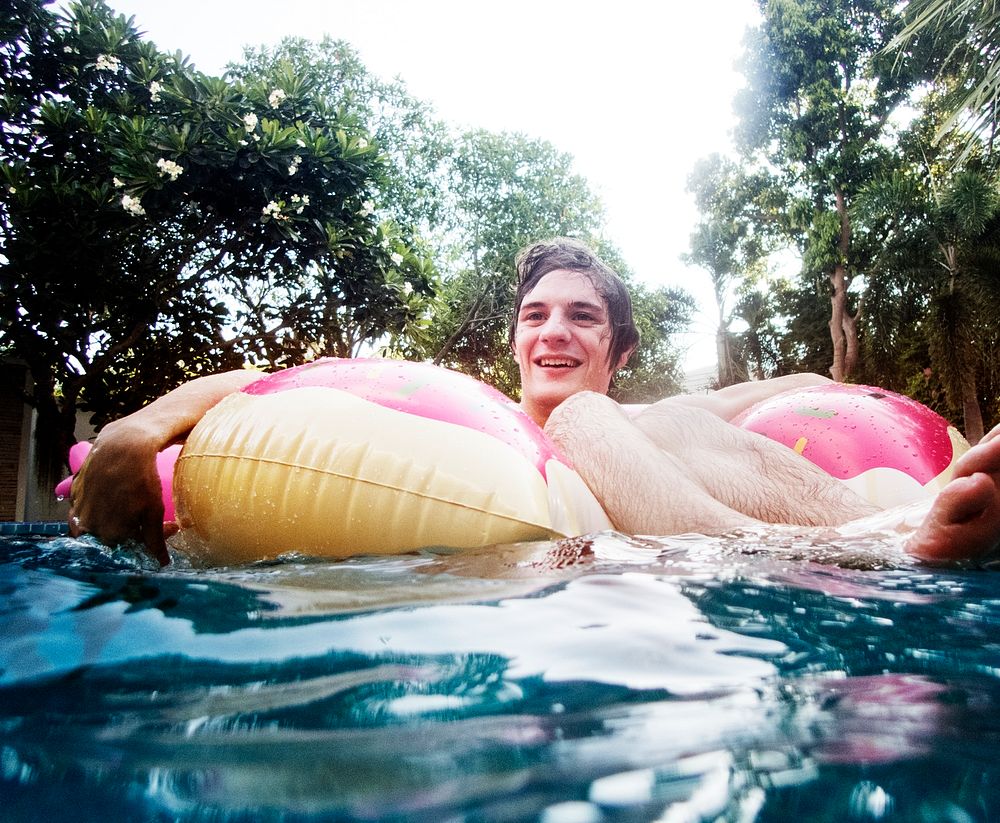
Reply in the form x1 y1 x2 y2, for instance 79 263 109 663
142 515 170 566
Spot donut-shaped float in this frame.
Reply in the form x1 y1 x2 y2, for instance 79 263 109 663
732 383 970 508
172 358 612 564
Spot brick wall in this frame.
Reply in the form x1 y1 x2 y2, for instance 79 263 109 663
0 364 28 520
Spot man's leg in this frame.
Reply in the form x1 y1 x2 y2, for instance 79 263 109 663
545 391 762 535
632 398 877 526
550 392 1000 563
547 390 877 533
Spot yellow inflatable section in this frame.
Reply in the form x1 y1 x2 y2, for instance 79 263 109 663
173 377 611 565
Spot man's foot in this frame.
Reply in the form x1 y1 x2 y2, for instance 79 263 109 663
906 424 1000 562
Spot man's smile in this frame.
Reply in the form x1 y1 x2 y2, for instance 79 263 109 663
537 356 581 368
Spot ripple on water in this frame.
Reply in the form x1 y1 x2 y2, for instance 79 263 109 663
3 531 1000 821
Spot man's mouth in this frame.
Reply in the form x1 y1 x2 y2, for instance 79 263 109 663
536 357 580 368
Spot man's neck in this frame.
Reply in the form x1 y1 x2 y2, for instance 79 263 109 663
519 398 550 429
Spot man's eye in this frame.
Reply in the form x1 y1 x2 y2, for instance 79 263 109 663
574 313 597 322
524 312 545 321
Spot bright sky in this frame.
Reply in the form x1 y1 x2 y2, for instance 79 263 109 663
105 0 760 371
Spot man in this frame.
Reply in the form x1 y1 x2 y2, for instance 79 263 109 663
70 238 1000 565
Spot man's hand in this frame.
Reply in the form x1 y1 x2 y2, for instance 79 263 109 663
68 421 173 566
65 369 262 565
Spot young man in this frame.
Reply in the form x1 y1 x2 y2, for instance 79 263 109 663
70 238 1000 565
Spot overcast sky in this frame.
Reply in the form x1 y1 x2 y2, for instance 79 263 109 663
102 0 760 369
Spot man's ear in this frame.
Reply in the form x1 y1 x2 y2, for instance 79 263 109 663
616 346 636 372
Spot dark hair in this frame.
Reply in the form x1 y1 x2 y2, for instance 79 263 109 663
509 238 640 369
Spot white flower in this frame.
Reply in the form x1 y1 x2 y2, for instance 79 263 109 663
156 158 183 181
390 252 404 266
358 200 375 217
252 133 261 142
112 177 125 188
8 186 16 194
95 54 121 72
296 139 306 148
268 88 287 108
300 195 310 205
356 138 368 149
288 164 298 176
402 282 413 296
121 194 145 216
239 139 248 147
63 46 74 54
291 194 301 202
262 200 289 221
242 112 258 133
149 81 163 102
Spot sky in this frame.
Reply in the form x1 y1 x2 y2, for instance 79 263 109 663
103 0 760 371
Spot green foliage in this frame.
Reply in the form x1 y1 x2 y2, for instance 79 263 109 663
612 284 695 402
1 0 428 452
231 41 696 401
710 0 922 382
684 154 784 385
3 0 697 461
855 127 1000 438
681 0 1000 435
889 0 1000 157
227 37 451 234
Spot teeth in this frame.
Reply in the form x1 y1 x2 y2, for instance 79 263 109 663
539 358 577 367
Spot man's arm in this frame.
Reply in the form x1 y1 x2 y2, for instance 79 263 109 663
623 373 832 422
69 369 262 564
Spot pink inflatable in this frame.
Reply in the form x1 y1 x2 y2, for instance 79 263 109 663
173 358 611 562
733 383 970 507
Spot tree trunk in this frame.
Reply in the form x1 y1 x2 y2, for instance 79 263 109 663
747 331 765 380
828 188 858 383
842 303 859 380
716 328 734 387
962 377 985 445
828 264 848 382
434 290 486 366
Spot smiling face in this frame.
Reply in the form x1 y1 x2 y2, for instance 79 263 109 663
513 269 630 427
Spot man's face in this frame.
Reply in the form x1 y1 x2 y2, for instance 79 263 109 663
513 269 625 426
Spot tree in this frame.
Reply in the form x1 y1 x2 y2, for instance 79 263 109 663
889 0 1000 156
1 0 427 459
417 130 606 396
857 158 1000 441
228 36 451 235
735 0 918 382
231 46 695 399
611 282 695 402
684 155 777 386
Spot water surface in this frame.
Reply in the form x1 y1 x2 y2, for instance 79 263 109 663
3 530 1000 822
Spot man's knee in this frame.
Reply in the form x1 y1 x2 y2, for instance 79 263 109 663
634 401 738 453
544 391 620 439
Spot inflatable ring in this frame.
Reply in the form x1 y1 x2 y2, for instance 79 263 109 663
173 358 612 564
733 383 970 508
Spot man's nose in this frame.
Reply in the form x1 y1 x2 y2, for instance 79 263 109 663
539 313 570 340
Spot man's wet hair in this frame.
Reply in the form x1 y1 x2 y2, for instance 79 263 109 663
510 237 640 369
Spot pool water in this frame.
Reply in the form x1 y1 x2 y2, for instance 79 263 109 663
3 530 1000 822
